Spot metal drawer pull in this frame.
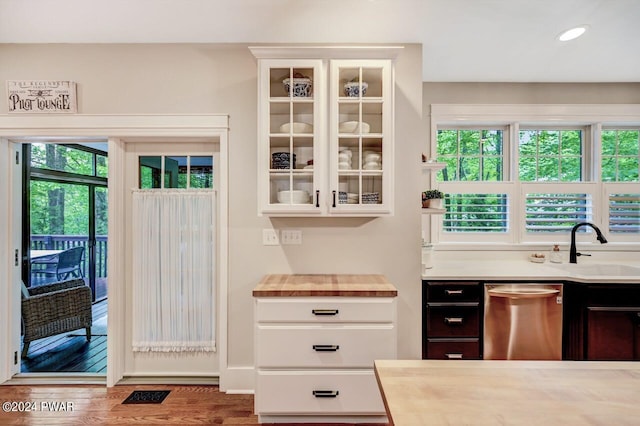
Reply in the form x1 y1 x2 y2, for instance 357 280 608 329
313 345 340 352
445 317 464 324
312 309 339 316
445 289 464 296
445 353 464 359
313 390 339 398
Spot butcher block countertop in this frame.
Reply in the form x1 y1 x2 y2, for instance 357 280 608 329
252 274 398 297
374 360 640 426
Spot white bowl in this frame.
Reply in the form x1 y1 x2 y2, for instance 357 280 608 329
280 122 313 133
529 253 547 263
339 121 370 134
363 162 381 170
364 153 381 162
277 190 309 204
338 162 352 170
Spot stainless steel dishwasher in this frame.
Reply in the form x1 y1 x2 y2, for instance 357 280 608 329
484 283 563 360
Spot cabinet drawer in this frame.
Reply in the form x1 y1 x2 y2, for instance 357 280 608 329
426 282 481 303
255 370 385 415
256 325 396 368
586 285 640 306
255 297 395 323
426 339 480 360
427 305 479 337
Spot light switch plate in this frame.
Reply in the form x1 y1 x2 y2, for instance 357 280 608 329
263 229 279 245
281 229 302 245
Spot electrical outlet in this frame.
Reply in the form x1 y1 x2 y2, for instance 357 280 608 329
281 229 302 245
263 229 280 245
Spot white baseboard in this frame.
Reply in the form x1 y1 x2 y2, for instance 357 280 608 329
220 365 255 394
117 375 219 386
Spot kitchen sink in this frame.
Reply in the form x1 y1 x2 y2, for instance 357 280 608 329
549 263 640 277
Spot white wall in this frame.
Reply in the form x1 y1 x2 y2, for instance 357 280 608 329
2 44 638 382
0 44 425 379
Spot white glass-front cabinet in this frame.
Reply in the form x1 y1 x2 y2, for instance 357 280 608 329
253 47 397 216
257 59 324 215
329 60 393 215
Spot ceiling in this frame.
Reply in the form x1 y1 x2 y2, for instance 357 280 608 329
1 0 638 83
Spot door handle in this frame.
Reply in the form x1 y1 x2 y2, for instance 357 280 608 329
313 390 339 398
315 190 320 208
313 345 340 352
332 190 337 208
445 317 464 324
445 353 464 359
312 309 339 316
445 289 464 296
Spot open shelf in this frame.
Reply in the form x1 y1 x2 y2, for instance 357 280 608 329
421 207 446 215
421 161 446 171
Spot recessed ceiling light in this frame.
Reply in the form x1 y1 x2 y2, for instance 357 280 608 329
557 25 588 42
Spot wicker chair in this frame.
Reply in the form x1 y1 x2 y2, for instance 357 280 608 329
21 279 93 359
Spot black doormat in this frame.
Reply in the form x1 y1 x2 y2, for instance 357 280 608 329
122 390 170 404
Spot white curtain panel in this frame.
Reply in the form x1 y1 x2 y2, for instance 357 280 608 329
132 190 216 352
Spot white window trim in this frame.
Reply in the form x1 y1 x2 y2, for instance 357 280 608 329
430 104 640 250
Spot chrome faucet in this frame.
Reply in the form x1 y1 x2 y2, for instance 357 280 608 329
569 222 608 263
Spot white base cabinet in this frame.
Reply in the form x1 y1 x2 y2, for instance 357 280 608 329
254 296 397 423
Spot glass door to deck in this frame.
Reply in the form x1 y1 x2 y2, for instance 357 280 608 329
25 143 108 302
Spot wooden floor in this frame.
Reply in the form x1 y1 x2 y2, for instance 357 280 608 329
21 299 108 374
0 385 258 425
0 384 388 425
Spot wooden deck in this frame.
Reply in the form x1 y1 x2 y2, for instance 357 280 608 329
21 299 107 374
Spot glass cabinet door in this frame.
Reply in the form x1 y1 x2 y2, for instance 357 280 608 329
259 59 323 214
330 60 393 214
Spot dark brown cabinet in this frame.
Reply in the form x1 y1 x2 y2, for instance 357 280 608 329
423 280 640 362
575 284 640 361
587 308 640 360
423 281 482 360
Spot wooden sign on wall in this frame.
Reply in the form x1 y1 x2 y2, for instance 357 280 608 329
6 80 77 113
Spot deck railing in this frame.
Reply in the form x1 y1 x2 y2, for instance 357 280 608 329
30 235 108 278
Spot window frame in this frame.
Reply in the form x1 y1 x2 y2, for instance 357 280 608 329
516 126 590 183
138 154 214 190
429 104 640 248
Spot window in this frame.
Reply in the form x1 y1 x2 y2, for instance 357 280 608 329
430 105 640 245
444 193 508 233
436 128 511 239
31 143 102 177
525 192 590 233
139 155 213 189
601 129 639 182
601 129 640 239
608 193 640 234
519 130 583 182
437 129 504 182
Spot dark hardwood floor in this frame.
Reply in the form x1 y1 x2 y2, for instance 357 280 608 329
21 299 108 374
